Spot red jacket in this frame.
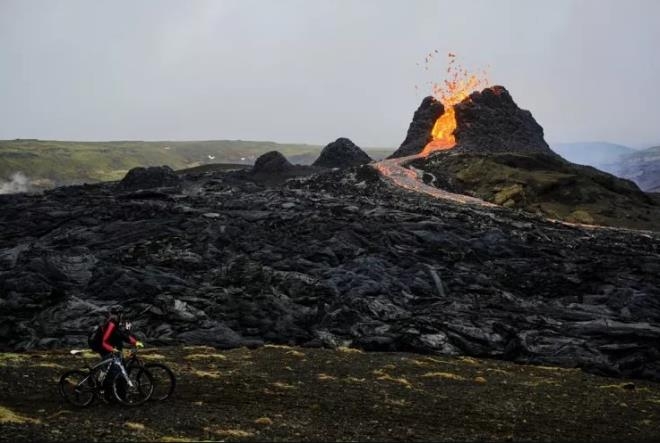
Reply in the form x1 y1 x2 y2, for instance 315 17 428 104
101 321 137 353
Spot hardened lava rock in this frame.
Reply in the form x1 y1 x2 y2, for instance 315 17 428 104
313 138 372 169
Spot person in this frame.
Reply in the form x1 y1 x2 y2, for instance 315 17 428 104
98 305 143 358
97 305 144 400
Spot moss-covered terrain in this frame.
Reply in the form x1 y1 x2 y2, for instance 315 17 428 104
413 151 660 231
1 346 660 442
0 139 394 191
0 139 324 188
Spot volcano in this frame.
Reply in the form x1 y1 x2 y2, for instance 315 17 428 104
390 86 556 159
377 83 659 230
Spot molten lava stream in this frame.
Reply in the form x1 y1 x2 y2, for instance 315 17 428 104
373 154 494 207
420 106 458 156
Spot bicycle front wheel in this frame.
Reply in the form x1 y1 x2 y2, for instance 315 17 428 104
112 368 154 406
143 363 176 401
58 370 95 407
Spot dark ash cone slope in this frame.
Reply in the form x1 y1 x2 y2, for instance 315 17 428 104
389 86 557 158
239 150 321 185
388 96 444 159
116 166 181 191
313 138 372 169
251 151 294 174
453 86 557 156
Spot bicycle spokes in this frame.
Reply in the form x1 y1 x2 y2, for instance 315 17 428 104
58 370 95 407
112 368 154 406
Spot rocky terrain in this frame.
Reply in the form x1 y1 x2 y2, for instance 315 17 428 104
1 155 660 383
2 346 660 442
312 137 372 169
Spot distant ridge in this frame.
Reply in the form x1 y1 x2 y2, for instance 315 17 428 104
551 141 636 172
616 145 660 192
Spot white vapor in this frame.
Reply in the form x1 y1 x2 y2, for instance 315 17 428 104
0 172 30 194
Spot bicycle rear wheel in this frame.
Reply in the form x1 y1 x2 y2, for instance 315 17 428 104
58 370 95 407
112 367 154 406
143 363 176 401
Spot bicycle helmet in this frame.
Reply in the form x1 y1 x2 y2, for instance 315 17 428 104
109 305 124 315
106 305 125 323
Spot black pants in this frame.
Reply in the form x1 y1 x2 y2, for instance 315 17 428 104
98 351 125 400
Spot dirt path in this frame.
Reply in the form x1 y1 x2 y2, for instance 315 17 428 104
1 346 660 442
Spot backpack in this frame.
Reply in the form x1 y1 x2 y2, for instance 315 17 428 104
87 323 105 353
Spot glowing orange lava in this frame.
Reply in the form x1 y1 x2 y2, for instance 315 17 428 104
421 54 490 156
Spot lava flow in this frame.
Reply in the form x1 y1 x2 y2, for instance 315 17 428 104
374 54 492 206
422 53 490 155
374 154 495 206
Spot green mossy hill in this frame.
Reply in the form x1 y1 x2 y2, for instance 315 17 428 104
414 151 660 231
0 139 322 188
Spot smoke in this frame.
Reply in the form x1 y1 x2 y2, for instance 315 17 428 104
0 172 30 194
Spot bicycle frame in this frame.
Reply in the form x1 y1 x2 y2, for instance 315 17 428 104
124 350 144 370
90 355 114 373
61 348 154 407
79 354 135 390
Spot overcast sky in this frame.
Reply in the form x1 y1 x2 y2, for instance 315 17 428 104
1 0 658 148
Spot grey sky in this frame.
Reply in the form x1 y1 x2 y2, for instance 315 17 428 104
1 0 659 148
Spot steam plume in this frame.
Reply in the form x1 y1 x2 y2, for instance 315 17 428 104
0 172 30 194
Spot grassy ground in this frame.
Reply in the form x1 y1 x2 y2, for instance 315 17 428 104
1 346 659 442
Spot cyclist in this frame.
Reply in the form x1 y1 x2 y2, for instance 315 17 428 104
97 305 144 400
99 305 144 357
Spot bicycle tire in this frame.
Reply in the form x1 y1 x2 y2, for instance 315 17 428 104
112 367 154 407
58 370 95 407
143 363 176 401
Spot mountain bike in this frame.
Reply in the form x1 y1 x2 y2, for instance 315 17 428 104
124 348 176 401
58 350 154 407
